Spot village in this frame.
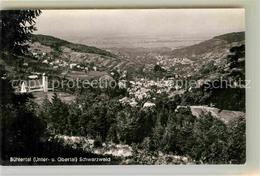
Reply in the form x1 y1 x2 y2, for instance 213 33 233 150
19 49 208 107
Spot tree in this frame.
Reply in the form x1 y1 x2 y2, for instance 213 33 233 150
0 10 41 55
48 93 70 134
0 10 46 162
190 113 229 164
199 60 218 75
226 44 245 82
187 44 246 111
227 117 246 164
0 80 46 160
153 64 166 79
161 107 195 155
149 116 164 151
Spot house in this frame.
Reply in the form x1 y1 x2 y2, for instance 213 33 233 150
23 62 28 67
42 59 49 64
32 52 38 57
119 97 138 107
143 102 156 108
70 63 77 69
28 75 38 79
54 60 60 64
129 101 138 107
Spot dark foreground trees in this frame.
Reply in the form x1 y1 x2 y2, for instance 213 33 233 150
38 90 246 164
0 10 41 55
0 10 116 165
0 10 45 164
0 79 45 162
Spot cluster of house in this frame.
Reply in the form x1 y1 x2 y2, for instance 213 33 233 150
128 78 182 96
155 55 193 70
42 58 99 72
157 56 193 66
32 51 47 58
118 78 186 108
118 96 157 109
118 75 212 109
29 51 99 72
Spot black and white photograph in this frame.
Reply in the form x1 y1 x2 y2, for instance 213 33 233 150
0 9 246 165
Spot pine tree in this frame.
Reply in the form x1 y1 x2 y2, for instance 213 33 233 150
226 44 245 83
0 10 41 55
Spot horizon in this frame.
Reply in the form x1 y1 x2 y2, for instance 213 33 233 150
34 9 245 48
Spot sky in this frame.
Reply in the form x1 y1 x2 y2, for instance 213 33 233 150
34 9 245 48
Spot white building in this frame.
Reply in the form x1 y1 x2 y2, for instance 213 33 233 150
70 63 77 69
28 75 38 79
42 59 49 64
143 102 156 108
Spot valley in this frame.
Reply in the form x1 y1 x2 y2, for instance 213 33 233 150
1 31 246 165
